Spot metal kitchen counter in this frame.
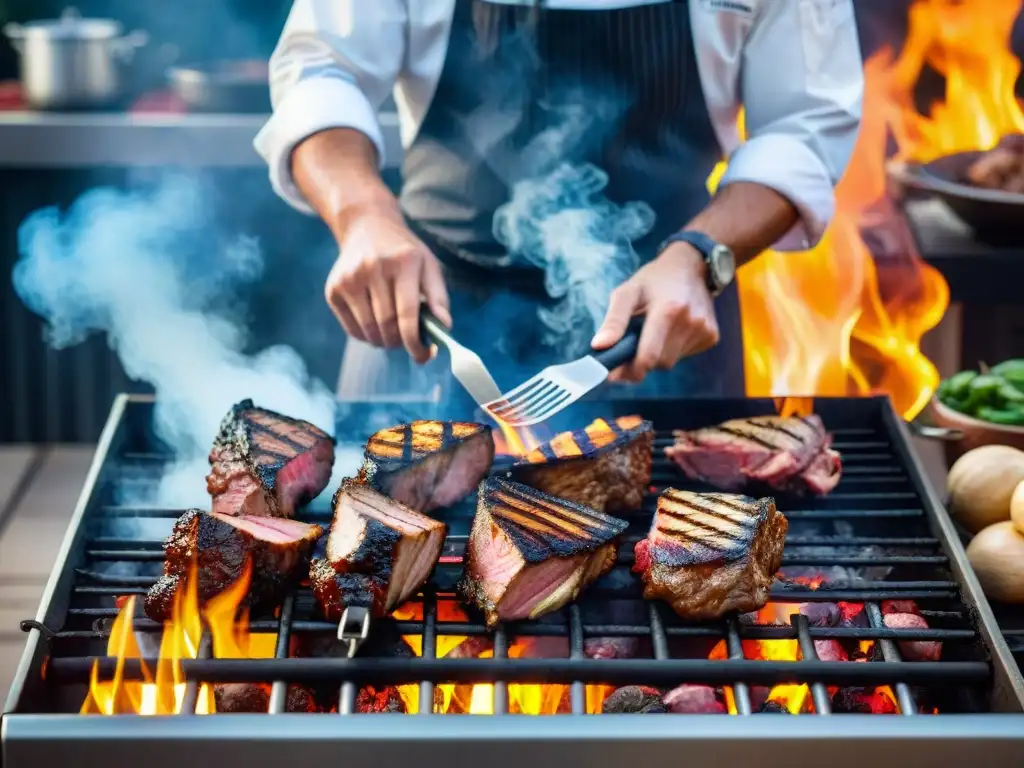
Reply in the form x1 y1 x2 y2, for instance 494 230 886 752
0 111 403 168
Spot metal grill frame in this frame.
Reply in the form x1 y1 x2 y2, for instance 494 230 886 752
3 393 1024 768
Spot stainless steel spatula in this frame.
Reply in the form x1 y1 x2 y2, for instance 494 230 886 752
419 305 504 410
482 318 643 427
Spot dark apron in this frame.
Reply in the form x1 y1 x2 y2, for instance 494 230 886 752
338 0 745 417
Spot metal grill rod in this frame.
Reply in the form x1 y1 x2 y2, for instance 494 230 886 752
46 656 991 688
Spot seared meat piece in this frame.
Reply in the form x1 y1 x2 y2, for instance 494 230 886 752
310 481 446 620
632 489 787 621
665 414 841 495
144 509 322 622
214 683 318 713
510 415 653 514
206 399 335 519
458 478 627 627
360 420 494 512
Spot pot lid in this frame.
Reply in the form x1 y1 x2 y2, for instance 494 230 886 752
12 8 122 40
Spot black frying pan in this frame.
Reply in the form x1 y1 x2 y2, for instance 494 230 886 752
166 59 270 113
903 151 1024 246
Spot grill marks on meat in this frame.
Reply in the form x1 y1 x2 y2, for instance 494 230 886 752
144 509 322 622
310 481 446 620
458 478 627 627
360 420 495 512
510 415 653 514
633 489 787 621
206 399 335 519
665 414 841 495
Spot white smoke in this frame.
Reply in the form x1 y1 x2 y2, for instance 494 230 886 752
493 100 656 356
11 175 349 508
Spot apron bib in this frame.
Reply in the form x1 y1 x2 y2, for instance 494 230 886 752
338 0 745 415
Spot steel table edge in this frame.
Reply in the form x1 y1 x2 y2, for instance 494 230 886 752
4 712 1024 740
880 398 1024 712
2 394 133 714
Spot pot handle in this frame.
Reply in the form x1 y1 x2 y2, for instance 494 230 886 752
112 29 149 62
3 24 24 53
907 419 963 442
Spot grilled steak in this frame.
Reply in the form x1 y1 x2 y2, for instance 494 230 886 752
458 478 628 627
206 399 336 519
665 415 841 495
633 489 787 620
144 508 322 622
310 481 447 620
359 420 495 512
510 415 653 514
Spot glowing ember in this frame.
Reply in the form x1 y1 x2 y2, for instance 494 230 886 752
717 0 1023 420
81 558 276 715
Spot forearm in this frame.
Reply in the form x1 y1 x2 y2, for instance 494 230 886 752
291 128 400 243
684 182 800 267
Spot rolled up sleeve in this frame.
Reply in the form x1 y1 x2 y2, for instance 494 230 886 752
253 0 407 214
719 0 864 251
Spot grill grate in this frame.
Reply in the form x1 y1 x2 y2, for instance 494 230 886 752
6 395 1024 722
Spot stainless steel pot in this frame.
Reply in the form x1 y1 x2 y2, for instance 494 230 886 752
3 8 147 110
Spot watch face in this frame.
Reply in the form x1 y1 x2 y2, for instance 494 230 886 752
711 244 736 287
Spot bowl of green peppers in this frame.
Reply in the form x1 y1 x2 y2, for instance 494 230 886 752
932 360 1024 461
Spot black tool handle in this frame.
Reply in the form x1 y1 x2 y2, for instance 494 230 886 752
591 316 644 371
419 304 452 349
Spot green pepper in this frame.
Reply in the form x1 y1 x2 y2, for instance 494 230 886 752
962 374 1006 412
989 359 1024 378
996 381 1024 405
991 360 1024 392
976 404 1024 426
942 370 978 400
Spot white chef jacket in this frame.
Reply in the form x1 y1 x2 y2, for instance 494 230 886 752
254 0 864 252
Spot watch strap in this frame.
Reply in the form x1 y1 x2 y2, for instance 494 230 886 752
658 231 722 295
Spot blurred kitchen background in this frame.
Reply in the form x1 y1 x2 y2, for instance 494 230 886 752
0 0 1021 444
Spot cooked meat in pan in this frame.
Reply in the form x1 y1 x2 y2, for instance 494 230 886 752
310 481 447 620
145 508 322 622
665 414 841 495
963 134 1024 192
509 415 653 514
633 489 787 621
360 420 495 512
458 478 628 627
206 399 335 518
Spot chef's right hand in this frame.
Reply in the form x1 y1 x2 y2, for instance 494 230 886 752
326 205 452 364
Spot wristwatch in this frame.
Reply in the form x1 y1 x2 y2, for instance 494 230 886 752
658 231 736 298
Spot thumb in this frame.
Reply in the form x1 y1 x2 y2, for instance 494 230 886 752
592 283 641 349
420 257 452 328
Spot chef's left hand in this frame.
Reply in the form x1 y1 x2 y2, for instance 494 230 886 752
591 242 720 383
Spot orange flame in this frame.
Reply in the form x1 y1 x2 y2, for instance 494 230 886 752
81 558 276 715
727 0 1022 420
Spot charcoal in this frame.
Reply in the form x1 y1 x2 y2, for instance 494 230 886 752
800 602 841 627
831 687 897 715
662 684 726 714
881 600 921 616
809 639 848 662
758 700 791 714
213 683 318 713
356 685 407 713
838 603 870 629
602 686 667 714
585 637 640 660
883 612 942 661
444 635 495 659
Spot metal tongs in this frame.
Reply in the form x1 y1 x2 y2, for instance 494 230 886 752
337 605 371 658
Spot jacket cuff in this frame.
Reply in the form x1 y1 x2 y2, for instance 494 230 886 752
719 132 836 252
254 75 386 216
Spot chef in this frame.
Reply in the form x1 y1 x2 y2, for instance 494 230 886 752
255 0 863 413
